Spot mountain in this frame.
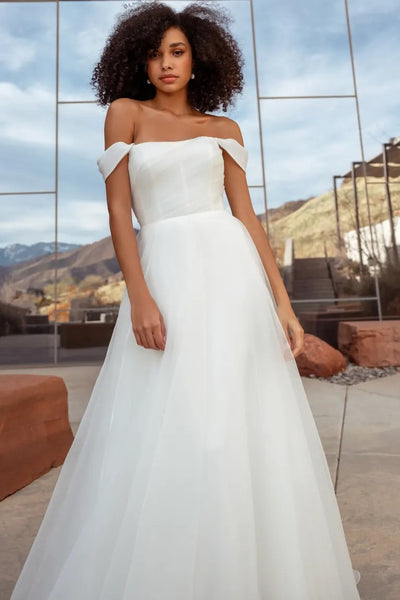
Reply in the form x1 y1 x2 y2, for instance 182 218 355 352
257 198 311 224
2 168 400 294
0 242 81 267
0 237 120 291
0 229 136 293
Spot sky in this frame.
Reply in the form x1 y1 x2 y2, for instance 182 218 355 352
0 0 399 247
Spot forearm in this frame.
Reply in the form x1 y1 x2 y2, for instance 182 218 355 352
239 214 293 309
108 211 150 305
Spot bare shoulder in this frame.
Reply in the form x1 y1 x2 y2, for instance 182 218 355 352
209 115 244 145
104 98 142 146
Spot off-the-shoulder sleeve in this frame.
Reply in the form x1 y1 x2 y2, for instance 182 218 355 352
97 141 134 182
216 138 248 172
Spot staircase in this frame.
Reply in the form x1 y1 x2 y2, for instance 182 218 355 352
292 257 336 312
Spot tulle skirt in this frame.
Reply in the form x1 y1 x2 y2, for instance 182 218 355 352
10 209 360 599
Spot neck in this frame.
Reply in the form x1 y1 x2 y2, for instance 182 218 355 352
152 88 194 116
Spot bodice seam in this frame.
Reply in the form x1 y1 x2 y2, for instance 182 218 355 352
103 136 245 152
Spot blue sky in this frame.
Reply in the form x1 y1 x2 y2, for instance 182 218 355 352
0 0 399 246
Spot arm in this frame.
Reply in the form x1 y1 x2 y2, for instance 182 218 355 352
218 118 304 358
102 99 166 350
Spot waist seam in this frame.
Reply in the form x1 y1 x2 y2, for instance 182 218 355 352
138 207 229 230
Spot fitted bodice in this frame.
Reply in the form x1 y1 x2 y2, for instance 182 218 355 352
97 136 248 227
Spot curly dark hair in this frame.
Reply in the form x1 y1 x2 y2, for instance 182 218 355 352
90 1 244 113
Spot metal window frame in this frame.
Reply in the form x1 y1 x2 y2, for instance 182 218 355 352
0 0 381 363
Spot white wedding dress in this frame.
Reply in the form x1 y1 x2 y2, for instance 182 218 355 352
10 136 361 599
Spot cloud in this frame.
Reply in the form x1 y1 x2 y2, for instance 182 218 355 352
348 0 400 18
0 28 37 71
58 199 109 244
0 195 55 246
0 0 399 246
0 81 55 147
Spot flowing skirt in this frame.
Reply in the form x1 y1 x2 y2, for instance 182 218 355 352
11 209 360 599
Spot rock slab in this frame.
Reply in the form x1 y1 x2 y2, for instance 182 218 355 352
338 320 400 367
296 333 347 377
0 374 74 500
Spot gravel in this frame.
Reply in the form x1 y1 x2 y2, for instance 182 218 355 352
308 362 400 386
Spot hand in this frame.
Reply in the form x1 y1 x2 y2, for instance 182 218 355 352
130 293 166 351
276 303 304 358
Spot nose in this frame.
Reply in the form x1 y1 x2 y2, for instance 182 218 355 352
161 57 173 70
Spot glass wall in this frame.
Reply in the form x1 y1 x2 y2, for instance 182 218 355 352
0 3 57 364
253 0 400 345
0 0 398 365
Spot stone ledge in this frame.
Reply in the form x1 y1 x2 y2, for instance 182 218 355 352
338 320 400 367
0 374 74 500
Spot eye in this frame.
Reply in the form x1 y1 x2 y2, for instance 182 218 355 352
148 50 159 59
173 49 184 56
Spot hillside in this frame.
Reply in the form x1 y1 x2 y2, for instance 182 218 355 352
1 172 399 319
0 236 121 291
261 198 310 224
0 235 135 321
2 176 399 289
266 175 400 261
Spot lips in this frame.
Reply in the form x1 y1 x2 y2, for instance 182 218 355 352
160 75 178 81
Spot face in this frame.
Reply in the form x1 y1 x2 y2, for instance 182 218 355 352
146 26 193 92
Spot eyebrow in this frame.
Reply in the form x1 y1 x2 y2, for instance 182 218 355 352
148 42 186 54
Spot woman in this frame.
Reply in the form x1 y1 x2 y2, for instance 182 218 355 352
11 2 361 598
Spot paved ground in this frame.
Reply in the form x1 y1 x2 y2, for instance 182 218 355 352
0 365 399 600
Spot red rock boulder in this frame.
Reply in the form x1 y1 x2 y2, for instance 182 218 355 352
295 333 347 377
0 374 74 500
338 320 400 367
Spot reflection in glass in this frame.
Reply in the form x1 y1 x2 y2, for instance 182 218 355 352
3 0 396 359
259 97 389 335
57 0 262 362
0 3 56 193
58 101 110 241
59 1 120 101
56 100 118 362
0 194 59 365
260 98 360 259
253 0 354 97
347 0 400 159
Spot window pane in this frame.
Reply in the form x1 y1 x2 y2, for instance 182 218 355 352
347 0 400 158
259 97 395 336
253 0 354 96
58 102 110 241
0 3 56 193
56 101 113 362
59 1 130 101
0 195 58 365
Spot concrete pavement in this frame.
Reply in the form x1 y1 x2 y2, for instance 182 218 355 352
0 365 399 600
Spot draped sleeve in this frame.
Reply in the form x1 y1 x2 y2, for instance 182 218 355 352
216 138 248 173
97 141 134 182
